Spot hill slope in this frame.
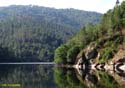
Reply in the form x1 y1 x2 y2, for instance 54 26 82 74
54 1 125 64
0 5 101 62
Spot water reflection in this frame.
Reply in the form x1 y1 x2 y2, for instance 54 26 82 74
0 64 125 88
0 64 57 88
54 66 125 88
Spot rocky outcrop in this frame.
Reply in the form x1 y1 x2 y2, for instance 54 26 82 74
111 49 125 63
84 43 98 60
74 48 125 73
74 48 125 87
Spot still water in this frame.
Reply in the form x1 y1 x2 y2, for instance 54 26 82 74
0 63 125 88
0 63 57 88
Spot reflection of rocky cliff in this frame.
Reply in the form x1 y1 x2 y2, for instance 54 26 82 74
73 47 125 87
75 65 124 88
55 48 125 87
74 48 125 72
108 70 125 87
73 34 125 74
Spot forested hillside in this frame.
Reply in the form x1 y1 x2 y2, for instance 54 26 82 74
0 5 101 62
54 1 125 64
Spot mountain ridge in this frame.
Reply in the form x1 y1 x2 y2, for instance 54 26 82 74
0 5 101 62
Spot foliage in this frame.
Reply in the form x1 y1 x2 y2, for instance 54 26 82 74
54 68 85 88
54 68 119 88
54 45 69 64
0 5 101 62
54 1 125 64
95 71 119 88
99 41 117 63
67 46 80 64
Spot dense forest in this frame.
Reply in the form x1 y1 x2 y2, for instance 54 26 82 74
54 1 125 64
0 5 101 62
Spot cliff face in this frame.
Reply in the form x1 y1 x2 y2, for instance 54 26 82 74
111 49 125 63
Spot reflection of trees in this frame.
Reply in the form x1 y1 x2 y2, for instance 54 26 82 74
94 71 119 88
0 65 17 78
107 70 125 86
0 65 56 88
75 68 98 88
76 68 120 88
54 68 87 88
54 67 121 88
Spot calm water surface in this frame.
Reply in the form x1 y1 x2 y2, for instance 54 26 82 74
0 63 57 88
0 63 125 88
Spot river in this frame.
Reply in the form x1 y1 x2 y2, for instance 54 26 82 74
0 62 125 88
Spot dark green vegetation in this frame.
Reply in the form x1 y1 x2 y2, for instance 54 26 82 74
54 68 86 88
54 68 119 88
0 5 101 62
54 1 125 64
0 65 57 88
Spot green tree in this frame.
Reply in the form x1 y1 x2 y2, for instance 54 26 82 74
54 45 69 64
67 46 80 64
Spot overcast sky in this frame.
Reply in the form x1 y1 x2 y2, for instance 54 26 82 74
0 0 124 13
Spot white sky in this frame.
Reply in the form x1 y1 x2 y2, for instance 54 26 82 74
0 0 124 13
